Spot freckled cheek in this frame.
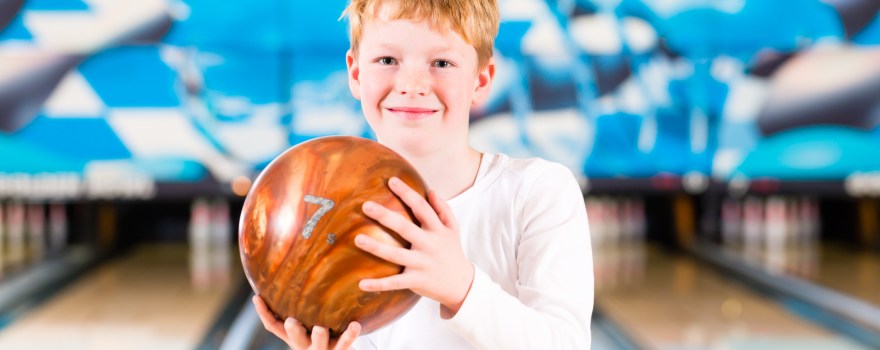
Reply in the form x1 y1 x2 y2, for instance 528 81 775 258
444 88 473 113
360 83 389 112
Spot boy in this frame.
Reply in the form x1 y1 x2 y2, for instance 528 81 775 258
253 0 594 348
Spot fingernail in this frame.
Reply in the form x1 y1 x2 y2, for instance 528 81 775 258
363 201 376 212
389 177 401 187
285 318 295 327
355 234 367 245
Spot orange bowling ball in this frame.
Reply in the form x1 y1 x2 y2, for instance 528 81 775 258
239 136 426 337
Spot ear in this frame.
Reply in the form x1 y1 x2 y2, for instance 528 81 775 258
346 49 361 100
472 56 495 107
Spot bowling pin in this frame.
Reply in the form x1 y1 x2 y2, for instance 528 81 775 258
586 197 606 246
743 196 763 251
189 197 211 290
804 197 821 278
721 198 742 246
632 197 646 241
764 196 788 273
6 202 25 268
210 198 230 251
619 197 635 241
49 203 68 254
210 198 231 286
788 197 807 276
620 197 645 242
606 197 621 245
599 197 612 246
765 196 787 248
189 197 211 249
27 203 46 262
588 197 609 288
803 197 820 243
785 197 799 246
0 201 5 274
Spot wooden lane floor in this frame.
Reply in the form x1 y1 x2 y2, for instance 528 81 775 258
0 243 242 350
594 241 869 350
745 242 880 308
802 243 880 307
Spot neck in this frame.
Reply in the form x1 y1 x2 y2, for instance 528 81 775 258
397 144 482 200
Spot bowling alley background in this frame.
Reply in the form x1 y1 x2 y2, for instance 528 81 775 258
1 0 880 349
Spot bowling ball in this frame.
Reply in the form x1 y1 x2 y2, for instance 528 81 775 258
239 136 426 337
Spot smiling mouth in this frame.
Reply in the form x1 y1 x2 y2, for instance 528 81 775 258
385 107 438 121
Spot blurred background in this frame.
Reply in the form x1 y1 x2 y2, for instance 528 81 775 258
0 0 879 349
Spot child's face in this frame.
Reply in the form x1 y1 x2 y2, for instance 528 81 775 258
346 15 494 155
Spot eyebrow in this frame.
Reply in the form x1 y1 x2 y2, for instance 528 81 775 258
370 42 461 59
374 43 401 51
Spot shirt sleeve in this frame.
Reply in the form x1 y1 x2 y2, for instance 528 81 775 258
443 162 594 349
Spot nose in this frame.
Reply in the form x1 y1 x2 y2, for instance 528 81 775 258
394 65 430 96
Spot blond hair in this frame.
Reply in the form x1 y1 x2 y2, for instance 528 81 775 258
342 0 499 69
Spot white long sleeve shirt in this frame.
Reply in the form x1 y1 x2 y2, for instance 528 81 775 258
355 153 594 349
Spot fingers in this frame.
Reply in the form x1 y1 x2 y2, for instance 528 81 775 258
362 200 422 244
387 176 443 230
428 190 458 232
253 296 354 350
359 272 411 292
333 322 362 350
252 296 312 349
362 177 453 243
355 234 418 266
309 325 330 350
252 296 286 339
284 318 311 350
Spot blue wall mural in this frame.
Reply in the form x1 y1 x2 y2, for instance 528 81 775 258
0 0 878 200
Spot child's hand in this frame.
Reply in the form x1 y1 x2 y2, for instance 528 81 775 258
356 177 475 317
252 295 361 350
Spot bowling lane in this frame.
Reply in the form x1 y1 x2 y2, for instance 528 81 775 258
0 243 242 350
794 243 880 307
594 241 869 350
724 242 880 308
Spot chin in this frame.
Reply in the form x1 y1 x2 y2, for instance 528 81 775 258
382 133 437 157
